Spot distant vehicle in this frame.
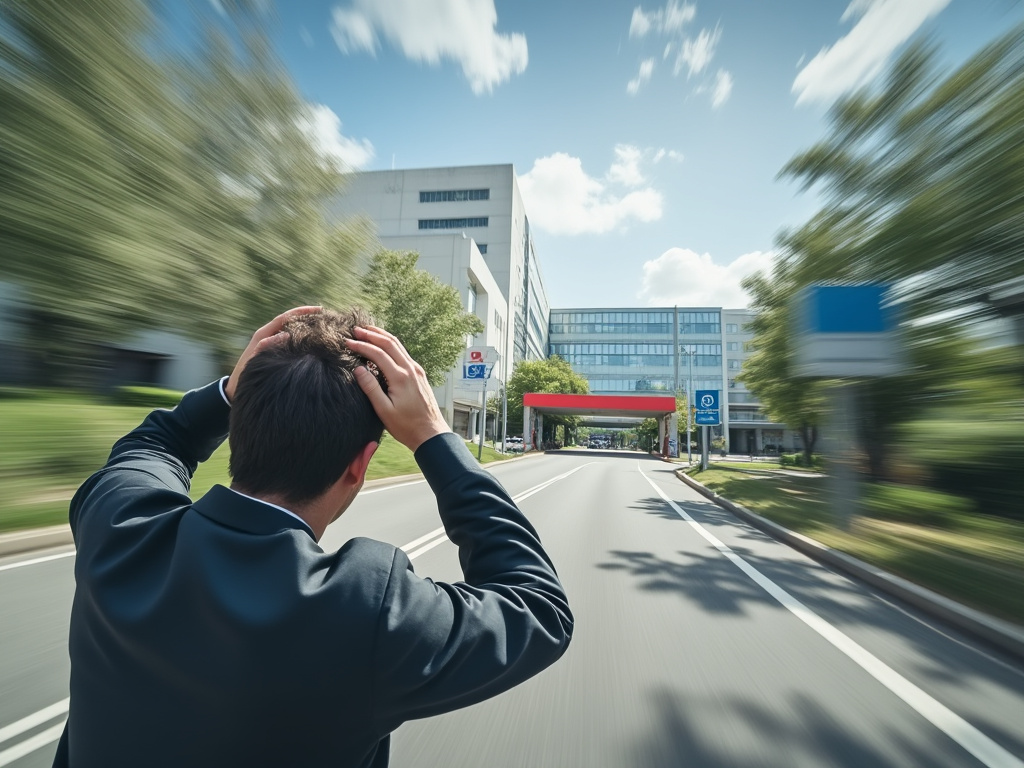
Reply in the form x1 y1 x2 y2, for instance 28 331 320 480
505 436 524 453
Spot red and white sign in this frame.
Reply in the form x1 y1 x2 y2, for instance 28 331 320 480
465 346 499 365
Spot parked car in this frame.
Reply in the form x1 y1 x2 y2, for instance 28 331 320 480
504 436 524 453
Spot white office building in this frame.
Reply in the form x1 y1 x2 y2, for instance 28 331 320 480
334 164 551 438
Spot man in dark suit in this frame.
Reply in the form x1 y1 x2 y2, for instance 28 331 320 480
55 307 573 767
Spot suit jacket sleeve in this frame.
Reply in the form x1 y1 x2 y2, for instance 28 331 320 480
371 433 573 733
69 380 229 537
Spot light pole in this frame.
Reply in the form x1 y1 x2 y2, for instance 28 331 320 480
680 345 693 464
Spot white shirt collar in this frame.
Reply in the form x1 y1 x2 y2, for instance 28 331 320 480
226 487 315 536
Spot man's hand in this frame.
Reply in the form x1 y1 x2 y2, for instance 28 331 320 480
224 306 322 402
347 326 450 452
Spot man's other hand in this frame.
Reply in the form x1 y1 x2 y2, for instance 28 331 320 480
224 306 322 402
347 326 450 452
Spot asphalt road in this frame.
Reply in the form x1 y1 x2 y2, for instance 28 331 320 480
2 449 1023 767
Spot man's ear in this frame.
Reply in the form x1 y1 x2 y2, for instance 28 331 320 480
342 441 379 488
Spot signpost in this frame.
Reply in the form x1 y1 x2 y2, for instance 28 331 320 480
462 347 500 459
694 390 720 471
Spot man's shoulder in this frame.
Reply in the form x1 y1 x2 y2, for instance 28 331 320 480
315 536 405 606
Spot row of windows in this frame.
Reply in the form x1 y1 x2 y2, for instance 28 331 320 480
552 343 673 355
680 344 722 356
679 312 721 324
550 311 722 324
560 354 723 369
478 244 487 254
680 323 721 334
550 323 672 336
419 189 489 202
418 217 488 230
551 312 674 324
586 378 726 393
729 410 773 422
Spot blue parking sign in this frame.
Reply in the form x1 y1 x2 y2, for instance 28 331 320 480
464 364 487 379
694 389 720 426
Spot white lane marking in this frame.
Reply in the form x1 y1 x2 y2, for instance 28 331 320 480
641 469 1024 768
360 479 427 495
0 699 68 767
398 463 596 561
0 721 66 767
0 551 75 572
0 699 68 747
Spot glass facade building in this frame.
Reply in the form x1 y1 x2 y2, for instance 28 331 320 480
549 306 788 453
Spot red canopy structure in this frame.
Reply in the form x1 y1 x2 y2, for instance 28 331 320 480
521 393 678 455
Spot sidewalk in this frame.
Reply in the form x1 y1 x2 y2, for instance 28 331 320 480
675 467 1024 664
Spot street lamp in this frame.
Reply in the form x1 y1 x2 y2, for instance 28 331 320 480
680 345 694 464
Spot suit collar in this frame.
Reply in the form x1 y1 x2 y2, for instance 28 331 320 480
193 485 315 539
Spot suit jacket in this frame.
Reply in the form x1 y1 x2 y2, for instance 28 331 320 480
54 380 572 767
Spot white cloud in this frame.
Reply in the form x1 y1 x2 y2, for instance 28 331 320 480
627 58 655 95
673 25 720 77
630 1 695 38
300 104 375 170
331 0 527 94
519 153 664 236
608 145 646 187
639 249 774 307
711 69 732 108
651 148 684 163
793 0 951 105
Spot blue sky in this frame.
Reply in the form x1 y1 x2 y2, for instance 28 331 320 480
234 0 1021 308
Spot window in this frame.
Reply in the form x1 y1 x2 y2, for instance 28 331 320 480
728 359 741 370
419 189 489 202
477 244 487 254
726 323 739 334
418 217 488 230
727 341 740 352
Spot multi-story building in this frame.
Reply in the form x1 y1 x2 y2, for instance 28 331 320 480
333 164 550 437
548 306 789 454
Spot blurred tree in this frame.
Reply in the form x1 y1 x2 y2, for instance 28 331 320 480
175 8 370 346
0 0 369 382
362 250 484 387
780 27 1024 322
636 418 659 453
0 0 202 382
505 355 589 436
738 264 826 467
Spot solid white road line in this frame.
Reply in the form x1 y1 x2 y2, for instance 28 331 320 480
0 722 66 767
0 698 69 768
641 468 1024 768
0 699 68 747
0 551 75 572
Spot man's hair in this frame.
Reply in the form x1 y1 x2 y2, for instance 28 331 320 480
229 308 385 505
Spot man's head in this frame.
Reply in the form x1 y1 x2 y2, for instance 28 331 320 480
229 308 385 506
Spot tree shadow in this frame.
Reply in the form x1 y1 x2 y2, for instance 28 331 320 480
622 686 970 768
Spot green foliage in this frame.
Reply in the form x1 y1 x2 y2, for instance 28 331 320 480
362 250 484 386
862 482 975 528
111 386 183 409
0 0 368 381
505 356 589 433
779 452 825 470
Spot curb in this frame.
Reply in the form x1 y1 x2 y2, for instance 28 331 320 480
674 468 1024 664
0 525 74 558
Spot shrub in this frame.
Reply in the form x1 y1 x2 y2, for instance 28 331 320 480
112 385 183 409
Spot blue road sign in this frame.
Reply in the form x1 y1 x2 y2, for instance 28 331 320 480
463 363 487 379
694 389 720 426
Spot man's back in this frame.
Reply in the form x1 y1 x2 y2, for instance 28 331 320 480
58 373 572 767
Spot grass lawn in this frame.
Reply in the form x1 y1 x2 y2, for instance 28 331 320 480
690 466 1024 626
0 391 516 534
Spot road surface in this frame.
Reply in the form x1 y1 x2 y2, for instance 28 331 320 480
2 450 1023 767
